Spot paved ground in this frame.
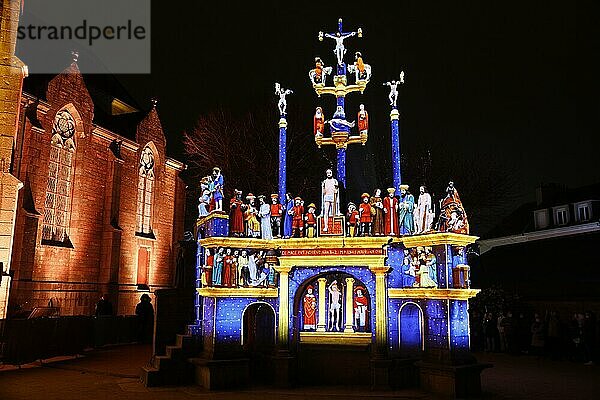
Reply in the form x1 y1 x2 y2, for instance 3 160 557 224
0 345 598 399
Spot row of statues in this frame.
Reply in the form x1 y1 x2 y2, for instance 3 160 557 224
201 248 277 288
198 167 469 237
309 52 372 87
198 167 225 215
229 191 318 239
313 104 368 136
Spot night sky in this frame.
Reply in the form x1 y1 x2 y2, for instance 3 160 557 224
114 1 595 227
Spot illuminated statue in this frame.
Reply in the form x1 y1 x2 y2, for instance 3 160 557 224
223 248 234 287
401 252 416 287
275 82 293 115
283 193 294 238
328 280 342 331
231 250 239 287
424 246 437 286
198 177 210 217
346 202 359 237
270 194 283 238
437 181 470 234
212 247 224 286
322 30 357 65
292 197 305 238
303 286 317 330
229 189 244 237
383 72 404 107
358 193 372 237
383 188 399 236
353 287 369 332
414 185 435 234
349 52 372 82
357 104 368 135
211 167 224 211
239 250 250 287
244 194 261 238
258 195 273 240
370 188 384 236
314 106 325 136
326 106 355 133
398 185 415 235
309 57 333 86
321 168 340 232
305 203 317 238
416 247 437 288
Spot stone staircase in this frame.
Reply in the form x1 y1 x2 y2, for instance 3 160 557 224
141 333 198 386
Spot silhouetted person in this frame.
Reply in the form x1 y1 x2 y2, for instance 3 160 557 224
516 313 530 354
483 312 497 352
530 313 545 356
135 294 154 343
583 311 596 365
546 311 562 360
95 294 113 316
502 311 515 354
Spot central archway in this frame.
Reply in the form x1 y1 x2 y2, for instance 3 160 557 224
292 271 373 385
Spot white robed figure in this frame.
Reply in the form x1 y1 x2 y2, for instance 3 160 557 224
247 253 258 286
258 195 273 240
321 168 341 232
414 185 435 234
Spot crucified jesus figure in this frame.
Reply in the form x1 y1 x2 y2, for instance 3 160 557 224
324 31 357 66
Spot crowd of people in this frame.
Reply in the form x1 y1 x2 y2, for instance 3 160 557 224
471 310 597 365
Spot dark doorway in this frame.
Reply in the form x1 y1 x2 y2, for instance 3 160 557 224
242 303 275 383
399 303 424 357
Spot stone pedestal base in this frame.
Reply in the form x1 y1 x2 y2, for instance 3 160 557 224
272 351 296 388
370 358 392 390
416 361 492 398
190 358 249 390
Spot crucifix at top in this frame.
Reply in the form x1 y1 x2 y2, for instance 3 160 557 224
319 18 363 66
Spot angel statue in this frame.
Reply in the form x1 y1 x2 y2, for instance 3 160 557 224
275 83 293 115
383 72 405 108
309 57 333 87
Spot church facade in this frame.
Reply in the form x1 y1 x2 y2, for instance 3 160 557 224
6 60 186 316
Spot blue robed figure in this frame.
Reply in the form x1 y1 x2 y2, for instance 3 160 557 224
283 193 294 238
400 256 416 287
398 185 415 235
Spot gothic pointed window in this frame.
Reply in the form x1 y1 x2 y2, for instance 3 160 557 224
42 109 76 245
136 146 155 235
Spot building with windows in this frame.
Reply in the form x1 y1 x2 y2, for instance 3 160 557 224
476 183 600 301
6 58 186 316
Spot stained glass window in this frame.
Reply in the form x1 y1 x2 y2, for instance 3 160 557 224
136 146 155 234
42 110 76 243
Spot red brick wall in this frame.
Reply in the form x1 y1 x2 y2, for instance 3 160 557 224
9 65 185 316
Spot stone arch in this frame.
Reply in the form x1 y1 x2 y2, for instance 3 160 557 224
398 301 425 355
241 301 276 347
292 270 372 338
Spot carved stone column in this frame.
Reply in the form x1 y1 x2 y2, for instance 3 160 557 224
275 265 292 348
344 277 355 333
316 277 327 332
370 265 390 356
